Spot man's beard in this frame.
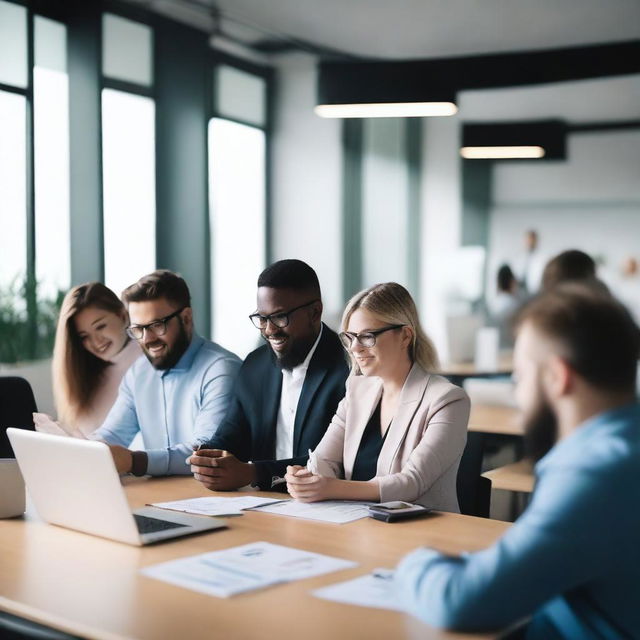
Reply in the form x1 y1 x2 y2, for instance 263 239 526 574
143 320 190 370
266 331 315 371
523 394 558 462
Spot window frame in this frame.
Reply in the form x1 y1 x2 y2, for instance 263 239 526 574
206 51 273 340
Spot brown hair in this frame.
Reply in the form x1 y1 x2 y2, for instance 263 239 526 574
122 269 191 308
341 282 440 374
53 283 126 424
542 250 596 290
516 283 640 393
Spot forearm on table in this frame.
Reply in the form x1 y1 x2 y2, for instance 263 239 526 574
147 443 193 476
326 477 381 502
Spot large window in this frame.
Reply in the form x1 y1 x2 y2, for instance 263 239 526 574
0 90 27 293
1 4 271 362
102 89 156 296
0 0 28 310
0 2 69 362
209 63 268 357
101 13 155 296
34 16 70 300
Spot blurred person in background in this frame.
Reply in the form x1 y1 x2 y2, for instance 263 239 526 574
491 264 524 349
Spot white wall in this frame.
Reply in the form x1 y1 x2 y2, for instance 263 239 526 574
420 116 464 363
270 53 343 324
271 57 466 352
487 129 640 304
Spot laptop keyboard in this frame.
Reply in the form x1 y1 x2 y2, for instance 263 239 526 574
133 514 188 534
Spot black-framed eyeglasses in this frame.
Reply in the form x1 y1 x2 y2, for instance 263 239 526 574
249 299 319 330
126 306 186 340
339 324 405 349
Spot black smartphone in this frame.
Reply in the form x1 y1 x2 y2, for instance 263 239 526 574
368 501 432 522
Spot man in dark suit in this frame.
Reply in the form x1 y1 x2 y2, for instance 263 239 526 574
189 260 349 491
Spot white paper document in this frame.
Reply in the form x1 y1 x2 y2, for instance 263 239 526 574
313 569 405 612
250 499 372 524
141 541 358 598
148 496 285 517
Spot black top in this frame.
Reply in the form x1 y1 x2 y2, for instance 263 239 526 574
205 324 350 490
351 401 388 481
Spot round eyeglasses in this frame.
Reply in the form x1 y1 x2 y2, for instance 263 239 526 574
126 306 186 340
249 299 319 330
339 324 405 349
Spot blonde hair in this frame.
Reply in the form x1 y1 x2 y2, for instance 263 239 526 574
52 283 125 425
341 282 440 374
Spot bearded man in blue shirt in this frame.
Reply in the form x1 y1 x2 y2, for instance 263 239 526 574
93 270 241 477
395 283 640 639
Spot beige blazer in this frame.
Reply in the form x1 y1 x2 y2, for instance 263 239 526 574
312 364 470 512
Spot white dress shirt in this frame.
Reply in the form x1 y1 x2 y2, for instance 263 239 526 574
275 325 323 460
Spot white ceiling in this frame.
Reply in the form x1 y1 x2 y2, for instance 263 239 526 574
124 0 640 123
128 0 640 59
458 74 640 123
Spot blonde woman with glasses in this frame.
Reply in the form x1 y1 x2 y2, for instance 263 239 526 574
285 282 470 512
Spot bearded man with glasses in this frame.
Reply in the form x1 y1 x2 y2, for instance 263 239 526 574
189 259 349 491
92 270 241 477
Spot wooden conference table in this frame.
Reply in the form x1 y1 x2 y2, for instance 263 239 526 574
468 404 522 437
483 460 535 494
440 354 513 379
0 477 512 640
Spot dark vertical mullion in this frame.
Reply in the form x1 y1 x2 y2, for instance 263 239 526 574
97 11 105 284
25 4 37 359
204 62 214 338
264 69 274 267
68 0 103 285
154 21 209 334
407 118 422 305
341 119 363 303
461 158 493 306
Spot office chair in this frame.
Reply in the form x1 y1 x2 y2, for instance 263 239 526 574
0 376 38 458
0 612 81 640
457 431 492 518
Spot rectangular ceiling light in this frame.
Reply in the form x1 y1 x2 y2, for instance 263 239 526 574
317 61 457 119
460 145 545 159
315 102 458 118
461 120 566 161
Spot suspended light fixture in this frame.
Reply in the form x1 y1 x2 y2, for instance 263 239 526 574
316 60 458 119
461 121 566 160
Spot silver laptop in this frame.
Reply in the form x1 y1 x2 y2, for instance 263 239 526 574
7 428 226 546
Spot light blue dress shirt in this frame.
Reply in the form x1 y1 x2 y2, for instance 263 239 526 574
93 333 241 476
395 403 640 639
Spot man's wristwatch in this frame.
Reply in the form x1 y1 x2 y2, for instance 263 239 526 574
131 450 148 477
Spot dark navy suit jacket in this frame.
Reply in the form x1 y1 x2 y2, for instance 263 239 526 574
205 324 349 489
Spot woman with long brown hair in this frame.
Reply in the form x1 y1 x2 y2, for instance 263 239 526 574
33 282 140 437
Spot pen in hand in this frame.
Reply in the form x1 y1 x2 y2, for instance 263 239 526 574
186 442 207 465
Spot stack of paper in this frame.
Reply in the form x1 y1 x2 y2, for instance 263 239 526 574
149 496 285 517
313 569 405 612
141 541 357 597
249 500 371 524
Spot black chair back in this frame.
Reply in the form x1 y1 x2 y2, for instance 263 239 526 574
0 376 38 458
457 431 492 518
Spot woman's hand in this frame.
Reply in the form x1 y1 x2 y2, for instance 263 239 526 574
33 413 69 436
285 465 335 503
